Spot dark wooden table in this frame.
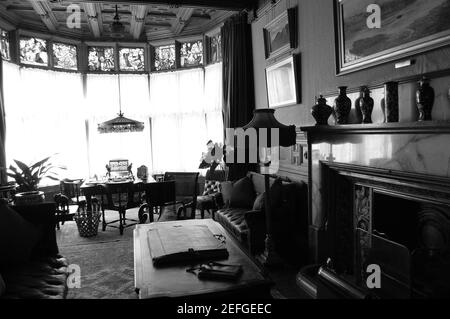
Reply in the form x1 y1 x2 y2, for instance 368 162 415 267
134 219 273 299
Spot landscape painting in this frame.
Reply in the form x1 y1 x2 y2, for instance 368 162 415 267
336 0 450 74
264 10 293 59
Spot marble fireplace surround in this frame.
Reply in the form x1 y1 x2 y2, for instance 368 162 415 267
300 121 450 265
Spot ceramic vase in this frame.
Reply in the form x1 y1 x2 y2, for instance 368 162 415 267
311 95 333 126
416 77 435 121
380 98 386 123
384 81 399 123
360 87 374 124
354 87 365 124
333 86 352 125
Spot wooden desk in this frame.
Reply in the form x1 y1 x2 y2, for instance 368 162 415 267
134 219 272 299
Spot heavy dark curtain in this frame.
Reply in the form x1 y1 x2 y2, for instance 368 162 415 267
0 56 6 184
221 12 256 181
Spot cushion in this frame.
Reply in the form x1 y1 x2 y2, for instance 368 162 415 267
0 203 40 269
253 193 265 211
220 181 234 207
202 180 221 196
0 274 5 297
251 178 283 211
229 176 256 209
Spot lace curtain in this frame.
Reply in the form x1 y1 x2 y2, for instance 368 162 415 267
3 62 88 181
149 64 223 172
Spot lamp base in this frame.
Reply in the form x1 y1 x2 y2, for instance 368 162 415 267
256 234 284 268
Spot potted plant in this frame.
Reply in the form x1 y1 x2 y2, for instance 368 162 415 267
3 156 66 205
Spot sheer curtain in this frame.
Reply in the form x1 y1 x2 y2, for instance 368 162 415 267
3 61 87 182
85 73 152 177
150 65 223 173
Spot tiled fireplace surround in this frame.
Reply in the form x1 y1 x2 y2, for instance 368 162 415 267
300 122 450 297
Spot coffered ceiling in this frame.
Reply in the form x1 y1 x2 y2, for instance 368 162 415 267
0 0 257 41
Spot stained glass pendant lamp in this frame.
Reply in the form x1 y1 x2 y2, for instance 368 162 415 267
98 75 144 134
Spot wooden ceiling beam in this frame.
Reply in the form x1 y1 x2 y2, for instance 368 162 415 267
130 5 148 39
82 3 103 37
57 0 255 11
28 0 58 32
171 7 193 35
6 5 212 21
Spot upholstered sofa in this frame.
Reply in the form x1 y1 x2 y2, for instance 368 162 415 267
213 172 308 263
0 203 69 299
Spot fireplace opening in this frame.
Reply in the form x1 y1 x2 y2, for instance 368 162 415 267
371 191 450 298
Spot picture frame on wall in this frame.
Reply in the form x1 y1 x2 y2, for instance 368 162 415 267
334 0 450 75
265 53 301 108
263 7 298 60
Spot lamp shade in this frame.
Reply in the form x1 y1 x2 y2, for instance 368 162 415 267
243 109 296 147
98 112 144 134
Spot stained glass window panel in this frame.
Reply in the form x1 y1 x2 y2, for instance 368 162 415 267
180 40 203 68
209 34 222 64
1 30 10 61
153 45 175 71
88 47 115 71
53 43 78 70
119 48 145 71
20 37 48 66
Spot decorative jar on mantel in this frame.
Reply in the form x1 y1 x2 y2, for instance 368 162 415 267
416 77 435 122
333 86 352 125
311 95 333 126
360 87 374 124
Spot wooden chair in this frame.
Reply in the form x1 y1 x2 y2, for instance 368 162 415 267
54 193 75 230
60 179 85 205
164 172 199 219
102 182 140 235
138 180 176 223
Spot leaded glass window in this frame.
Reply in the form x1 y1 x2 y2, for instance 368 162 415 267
88 47 115 71
119 47 145 71
180 40 203 68
20 37 48 66
53 43 78 70
153 44 175 71
209 34 222 64
0 30 10 61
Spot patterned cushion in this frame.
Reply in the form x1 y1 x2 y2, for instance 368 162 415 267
202 180 221 196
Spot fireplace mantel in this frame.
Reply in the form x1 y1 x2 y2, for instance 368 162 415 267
300 119 450 265
301 121 450 136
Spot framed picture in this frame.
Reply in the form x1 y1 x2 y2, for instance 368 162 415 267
265 54 301 108
264 7 297 60
335 0 450 75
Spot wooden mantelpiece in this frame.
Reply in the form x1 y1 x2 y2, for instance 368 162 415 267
301 121 450 135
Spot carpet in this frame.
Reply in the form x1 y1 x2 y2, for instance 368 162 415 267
58 207 211 299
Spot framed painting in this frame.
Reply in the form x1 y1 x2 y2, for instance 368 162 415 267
335 0 450 75
265 54 301 108
263 7 298 60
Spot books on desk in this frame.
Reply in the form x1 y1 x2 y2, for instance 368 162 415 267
147 224 229 267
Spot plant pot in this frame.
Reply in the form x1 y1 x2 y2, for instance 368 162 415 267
14 191 45 206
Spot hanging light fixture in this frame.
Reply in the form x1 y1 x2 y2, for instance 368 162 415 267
110 5 125 39
98 75 144 134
